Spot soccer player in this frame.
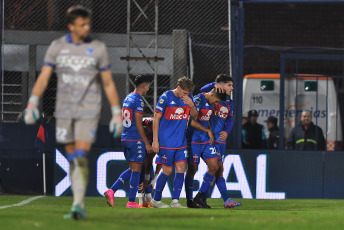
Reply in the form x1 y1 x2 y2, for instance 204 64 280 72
104 75 153 208
150 77 197 208
199 74 242 208
185 89 227 208
23 5 123 219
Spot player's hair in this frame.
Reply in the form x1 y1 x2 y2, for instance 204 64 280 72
177 76 195 93
134 75 151 87
66 5 91 24
211 88 227 101
215 74 233 84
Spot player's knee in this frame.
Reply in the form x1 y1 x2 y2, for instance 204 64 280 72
163 167 173 175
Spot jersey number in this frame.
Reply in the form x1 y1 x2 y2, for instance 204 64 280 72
122 108 132 128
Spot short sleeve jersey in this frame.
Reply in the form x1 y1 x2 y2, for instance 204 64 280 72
187 93 214 144
44 33 111 119
210 95 234 142
154 90 192 149
121 92 145 141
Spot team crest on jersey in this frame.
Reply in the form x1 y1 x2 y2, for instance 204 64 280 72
159 99 164 104
86 47 94 55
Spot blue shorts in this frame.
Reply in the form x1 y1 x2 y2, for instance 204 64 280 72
188 143 218 165
155 155 163 165
158 147 188 167
121 140 146 163
214 141 226 162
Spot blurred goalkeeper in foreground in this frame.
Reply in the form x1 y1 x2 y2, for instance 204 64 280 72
24 5 123 220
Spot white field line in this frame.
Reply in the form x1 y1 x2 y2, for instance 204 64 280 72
0 196 45 210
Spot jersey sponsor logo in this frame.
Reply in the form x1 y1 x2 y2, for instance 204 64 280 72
198 108 213 121
137 107 143 111
61 73 90 86
123 103 129 107
56 55 97 72
214 104 229 119
156 105 163 111
165 106 190 120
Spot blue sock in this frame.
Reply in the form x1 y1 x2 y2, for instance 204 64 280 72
110 168 131 192
185 176 194 200
128 171 140 202
145 185 152 194
200 172 214 194
216 177 229 202
207 184 214 198
67 149 87 162
172 173 184 200
153 173 169 201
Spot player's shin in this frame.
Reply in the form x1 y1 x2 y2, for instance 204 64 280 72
110 168 131 192
128 171 141 202
71 150 89 210
172 173 184 200
153 173 169 201
185 176 194 200
216 177 229 202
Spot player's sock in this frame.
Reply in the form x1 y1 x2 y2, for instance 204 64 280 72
153 173 169 201
216 177 229 202
110 168 131 192
71 150 88 210
137 193 144 205
128 171 140 202
185 176 194 200
145 184 152 194
207 184 214 199
172 173 184 200
145 193 152 203
199 172 214 195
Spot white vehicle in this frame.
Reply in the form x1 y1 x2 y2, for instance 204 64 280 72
242 73 342 150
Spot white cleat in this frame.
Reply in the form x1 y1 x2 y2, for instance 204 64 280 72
150 199 171 208
170 199 187 208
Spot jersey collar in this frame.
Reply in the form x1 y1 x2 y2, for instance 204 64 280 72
66 33 92 45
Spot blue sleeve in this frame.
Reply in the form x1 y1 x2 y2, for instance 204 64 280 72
193 94 203 112
200 82 216 93
154 93 168 114
225 115 233 134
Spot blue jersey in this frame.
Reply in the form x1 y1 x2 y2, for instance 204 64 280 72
210 95 234 143
154 90 192 149
187 93 213 144
121 92 145 141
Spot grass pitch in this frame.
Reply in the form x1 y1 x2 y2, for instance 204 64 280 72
1 195 344 230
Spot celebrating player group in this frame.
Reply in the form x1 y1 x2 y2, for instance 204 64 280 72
104 74 242 209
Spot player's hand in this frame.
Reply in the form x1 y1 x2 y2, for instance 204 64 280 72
214 83 226 94
109 106 123 138
139 180 150 193
145 143 154 154
181 95 194 108
24 96 40 125
208 131 215 145
219 131 228 141
152 140 160 153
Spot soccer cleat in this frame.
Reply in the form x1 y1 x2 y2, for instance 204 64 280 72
193 191 211 209
187 199 200 208
150 199 171 208
170 199 187 208
224 198 242 209
140 202 154 208
63 205 86 220
104 189 115 207
126 201 142 208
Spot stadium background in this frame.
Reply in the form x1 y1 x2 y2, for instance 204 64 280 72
1 0 344 198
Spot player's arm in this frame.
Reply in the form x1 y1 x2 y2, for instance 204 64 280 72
24 66 54 124
135 113 153 154
100 70 123 137
190 119 215 145
219 115 233 141
152 112 162 153
182 95 198 120
200 82 226 94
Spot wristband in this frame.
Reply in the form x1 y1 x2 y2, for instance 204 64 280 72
28 95 39 106
111 106 121 116
144 174 150 180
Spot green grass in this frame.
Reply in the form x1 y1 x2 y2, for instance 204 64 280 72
1 196 344 230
